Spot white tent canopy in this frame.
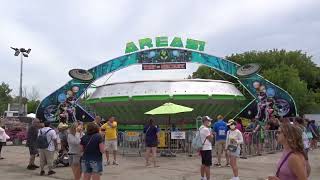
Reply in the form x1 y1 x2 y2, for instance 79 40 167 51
27 113 36 118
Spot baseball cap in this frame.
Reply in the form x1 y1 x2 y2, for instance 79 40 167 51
227 119 236 126
202 116 213 121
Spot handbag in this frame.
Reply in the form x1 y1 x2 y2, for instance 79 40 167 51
227 131 238 153
227 144 238 152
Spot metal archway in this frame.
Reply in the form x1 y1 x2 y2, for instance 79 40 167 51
36 48 297 122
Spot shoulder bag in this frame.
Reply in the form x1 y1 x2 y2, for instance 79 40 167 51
227 131 238 153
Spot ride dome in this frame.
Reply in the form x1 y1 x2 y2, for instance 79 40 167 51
87 79 246 125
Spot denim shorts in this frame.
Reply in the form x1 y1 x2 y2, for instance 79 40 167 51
81 160 103 174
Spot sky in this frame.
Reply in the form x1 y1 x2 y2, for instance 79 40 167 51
0 0 319 99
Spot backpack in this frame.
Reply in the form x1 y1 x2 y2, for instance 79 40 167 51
192 127 206 151
36 129 53 149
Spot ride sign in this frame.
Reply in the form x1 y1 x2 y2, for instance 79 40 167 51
171 131 186 140
142 63 186 70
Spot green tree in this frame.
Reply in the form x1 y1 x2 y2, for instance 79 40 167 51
227 49 320 91
0 82 13 115
191 65 233 81
262 64 316 115
27 100 40 113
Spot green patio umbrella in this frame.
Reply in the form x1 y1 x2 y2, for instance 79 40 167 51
145 102 193 115
144 102 193 124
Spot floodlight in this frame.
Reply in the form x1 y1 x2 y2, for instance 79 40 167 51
14 51 20 56
22 52 29 57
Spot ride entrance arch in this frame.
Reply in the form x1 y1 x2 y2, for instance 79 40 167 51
36 39 297 124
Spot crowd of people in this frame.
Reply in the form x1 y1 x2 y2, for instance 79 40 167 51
22 116 119 180
0 114 319 180
197 115 318 180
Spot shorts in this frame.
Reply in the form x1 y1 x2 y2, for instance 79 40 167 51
228 147 240 158
215 141 226 156
200 150 212 166
105 140 117 151
81 160 103 174
39 149 54 168
69 154 81 165
28 146 39 155
146 143 158 148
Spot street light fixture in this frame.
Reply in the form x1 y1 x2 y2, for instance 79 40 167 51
10 47 31 116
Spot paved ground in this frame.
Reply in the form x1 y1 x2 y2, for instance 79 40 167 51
0 146 319 180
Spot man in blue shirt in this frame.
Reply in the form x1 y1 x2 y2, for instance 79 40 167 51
212 115 229 167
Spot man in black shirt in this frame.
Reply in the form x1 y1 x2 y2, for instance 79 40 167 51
26 119 40 170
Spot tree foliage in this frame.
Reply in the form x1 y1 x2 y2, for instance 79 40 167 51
0 82 13 116
262 64 316 115
0 83 41 115
227 49 320 90
191 49 320 115
27 100 40 113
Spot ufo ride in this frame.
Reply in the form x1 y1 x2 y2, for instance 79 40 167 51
87 79 246 125
36 36 297 129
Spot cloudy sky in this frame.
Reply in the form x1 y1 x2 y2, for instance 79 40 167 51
0 0 319 99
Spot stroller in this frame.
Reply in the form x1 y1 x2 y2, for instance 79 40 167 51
53 142 69 167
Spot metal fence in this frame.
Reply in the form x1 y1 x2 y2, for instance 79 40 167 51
241 130 282 158
118 130 283 157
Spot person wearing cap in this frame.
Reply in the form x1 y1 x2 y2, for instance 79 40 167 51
199 116 214 180
226 119 244 180
212 115 229 167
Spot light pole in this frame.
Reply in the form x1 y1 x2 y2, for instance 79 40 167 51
10 47 31 116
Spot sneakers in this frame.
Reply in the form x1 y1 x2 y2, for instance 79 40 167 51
230 177 240 180
27 164 40 170
104 161 119 166
214 163 222 167
48 170 56 175
225 163 230 167
27 165 36 170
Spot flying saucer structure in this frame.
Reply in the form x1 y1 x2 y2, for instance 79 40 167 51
87 79 247 124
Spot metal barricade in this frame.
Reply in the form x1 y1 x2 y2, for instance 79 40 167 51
117 130 198 157
119 129 282 158
241 130 282 157
158 131 185 157
120 131 144 156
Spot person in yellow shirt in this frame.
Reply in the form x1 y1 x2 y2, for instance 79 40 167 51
101 116 118 166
